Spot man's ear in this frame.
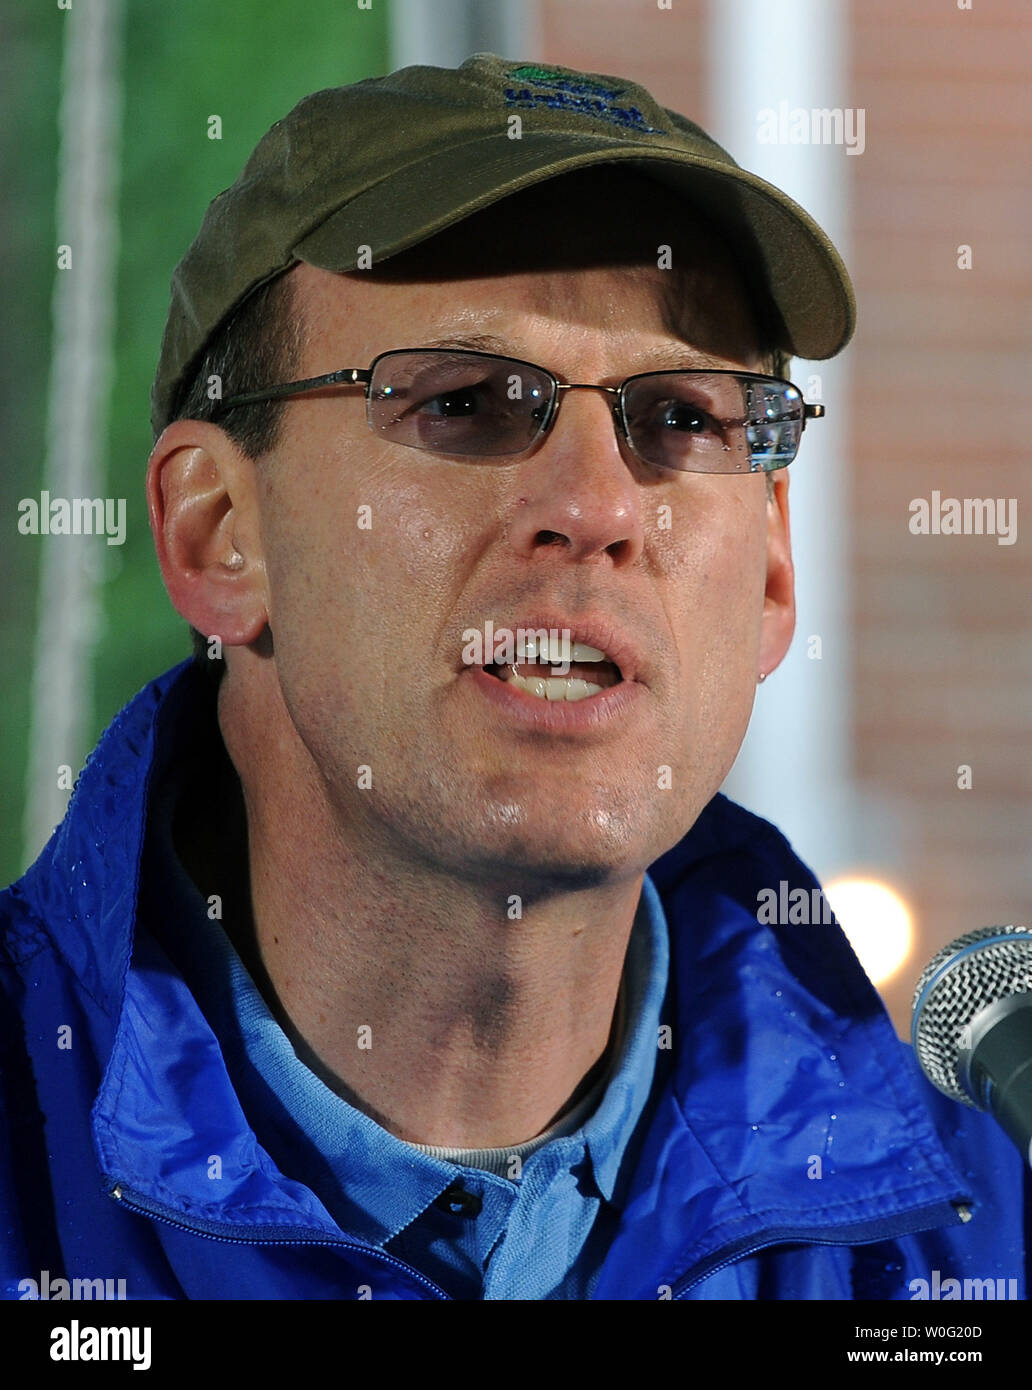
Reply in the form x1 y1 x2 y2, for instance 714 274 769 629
146 419 268 646
757 470 795 678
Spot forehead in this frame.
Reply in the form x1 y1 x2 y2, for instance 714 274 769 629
293 167 764 368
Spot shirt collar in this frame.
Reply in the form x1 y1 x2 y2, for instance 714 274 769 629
133 662 669 1237
578 871 668 1202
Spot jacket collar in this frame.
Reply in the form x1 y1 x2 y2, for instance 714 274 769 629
20 662 188 1032
593 801 971 1296
23 661 971 1281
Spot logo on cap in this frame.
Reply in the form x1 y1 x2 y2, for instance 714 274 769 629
503 64 665 135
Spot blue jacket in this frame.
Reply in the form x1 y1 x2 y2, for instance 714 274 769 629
1 660 1027 1300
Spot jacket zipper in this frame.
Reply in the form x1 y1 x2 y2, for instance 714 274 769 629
109 1182 452 1300
668 1199 972 1299
112 1181 970 1302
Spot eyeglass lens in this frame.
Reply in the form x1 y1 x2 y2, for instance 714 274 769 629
367 350 804 473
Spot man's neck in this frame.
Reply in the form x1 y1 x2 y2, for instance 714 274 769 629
175 682 644 1151
241 797 642 1148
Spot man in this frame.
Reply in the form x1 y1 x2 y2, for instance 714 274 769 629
1 55 1025 1301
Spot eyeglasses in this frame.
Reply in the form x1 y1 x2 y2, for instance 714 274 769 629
215 347 824 474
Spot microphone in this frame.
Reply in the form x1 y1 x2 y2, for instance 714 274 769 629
912 925 1032 1167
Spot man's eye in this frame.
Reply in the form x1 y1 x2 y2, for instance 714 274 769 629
658 401 721 435
420 389 481 414
418 387 483 417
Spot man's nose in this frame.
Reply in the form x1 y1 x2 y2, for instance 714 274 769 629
503 388 647 568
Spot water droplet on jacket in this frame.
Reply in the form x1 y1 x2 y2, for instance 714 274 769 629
774 990 783 998
751 1124 759 1131
829 1053 837 1061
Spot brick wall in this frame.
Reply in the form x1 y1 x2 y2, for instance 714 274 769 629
538 0 1031 1033
846 0 1031 1029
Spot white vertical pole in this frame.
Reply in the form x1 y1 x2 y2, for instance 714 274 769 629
23 0 125 863
388 0 540 70
708 0 855 877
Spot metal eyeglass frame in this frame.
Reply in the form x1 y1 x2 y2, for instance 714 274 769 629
213 346 826 472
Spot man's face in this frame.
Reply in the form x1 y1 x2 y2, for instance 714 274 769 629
247 172 793 893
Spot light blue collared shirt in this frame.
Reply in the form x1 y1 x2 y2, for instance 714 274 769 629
148 762 670 1299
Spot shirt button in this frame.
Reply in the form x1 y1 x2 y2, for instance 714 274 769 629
433 1180 483 1218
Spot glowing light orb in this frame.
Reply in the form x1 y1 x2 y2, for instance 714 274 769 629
824 877 914 986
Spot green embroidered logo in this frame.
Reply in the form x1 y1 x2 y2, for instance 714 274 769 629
506 65 624 100
503 65 665 135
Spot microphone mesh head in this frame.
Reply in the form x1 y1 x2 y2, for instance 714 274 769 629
911 924 1032 1106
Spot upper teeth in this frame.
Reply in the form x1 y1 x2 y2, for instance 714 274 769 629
513 637 609 664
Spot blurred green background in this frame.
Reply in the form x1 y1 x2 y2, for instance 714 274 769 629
2 1 389 883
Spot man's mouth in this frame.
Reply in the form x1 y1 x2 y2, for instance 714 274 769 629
483 642 622 702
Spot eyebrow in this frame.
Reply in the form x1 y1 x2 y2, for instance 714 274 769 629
419 332 739 375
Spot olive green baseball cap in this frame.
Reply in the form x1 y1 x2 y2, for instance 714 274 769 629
151 52 856 438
